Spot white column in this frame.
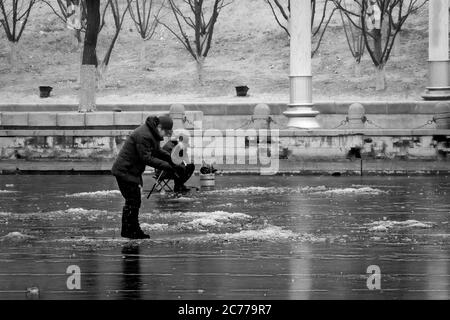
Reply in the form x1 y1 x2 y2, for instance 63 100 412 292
422 0 450 100
283 0 319 128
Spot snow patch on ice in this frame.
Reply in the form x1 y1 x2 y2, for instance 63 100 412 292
65 208 106 214
0 190 16 194
366 220 435 232
204 186 292 195
141 223 169 232
1 232 35 241
152 211 252 222
204 185 385 196
64 190 121 198
187 226 324 243
141 211 252 232
44 208 109 217
49 236 130 245
182 218 223 230
315 187 386 195
167 197 196 202
0 212 11 217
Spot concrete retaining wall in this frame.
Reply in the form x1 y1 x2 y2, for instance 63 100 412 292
0 111 203 129
0 101 439 129
0 129 449 174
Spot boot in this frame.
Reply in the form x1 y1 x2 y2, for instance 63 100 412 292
121 205 134 238
174 184 191 194
128 206 150 239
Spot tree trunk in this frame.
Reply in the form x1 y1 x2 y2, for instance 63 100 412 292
375 65 386 91
79 0 100 112
353 62 361 77
96 62 108 90
139 40 147 68
73 29 83 51
79 64 97 111
8 41 21 71
372 29 382 64
77 45 83 85
196 57 205 86
393 32 401 56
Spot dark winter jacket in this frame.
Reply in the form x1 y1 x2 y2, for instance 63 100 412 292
111 116 173 185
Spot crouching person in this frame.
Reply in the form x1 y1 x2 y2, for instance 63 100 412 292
160 132 195 193
112 116 176 239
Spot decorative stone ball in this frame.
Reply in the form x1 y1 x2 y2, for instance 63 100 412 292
347 103 366 129
169 104 185 119
253 103 271 120
434 102 450 130
348 103 365 119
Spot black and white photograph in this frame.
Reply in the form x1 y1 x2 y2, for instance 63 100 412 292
0 0 449 305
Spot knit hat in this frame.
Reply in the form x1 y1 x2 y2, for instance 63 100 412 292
158 116 173 131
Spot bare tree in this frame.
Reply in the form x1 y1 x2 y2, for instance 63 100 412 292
0 0 37 69
41 0 87 45
333 0 427 90
97 0 133 84
129 0 165 67
159 0 232 84
79 0 100 112
264 0 337 57
338 0 365 75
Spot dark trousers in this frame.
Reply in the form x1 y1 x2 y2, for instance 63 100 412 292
157 163 195 187
116 177 141 209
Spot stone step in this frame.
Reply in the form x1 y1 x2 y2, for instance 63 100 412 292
0 111 202 128
0 101 440 115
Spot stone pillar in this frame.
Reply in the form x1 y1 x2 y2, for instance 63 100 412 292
283 0 319 128
422 0 450 100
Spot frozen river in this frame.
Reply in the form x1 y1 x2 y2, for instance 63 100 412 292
0 175 448 299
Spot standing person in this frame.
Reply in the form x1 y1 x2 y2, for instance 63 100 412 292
112 116 178 239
